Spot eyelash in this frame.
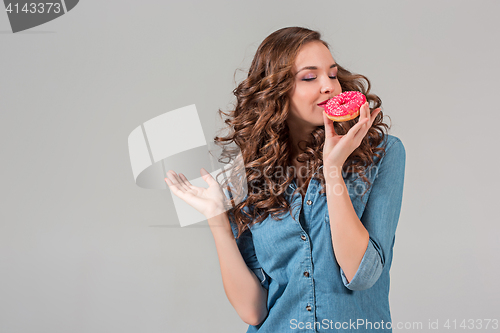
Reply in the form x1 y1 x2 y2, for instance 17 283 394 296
302 76 337 82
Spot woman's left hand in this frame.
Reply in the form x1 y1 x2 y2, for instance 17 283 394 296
322 102 381 175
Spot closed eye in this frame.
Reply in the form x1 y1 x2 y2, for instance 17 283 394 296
302 76 337 82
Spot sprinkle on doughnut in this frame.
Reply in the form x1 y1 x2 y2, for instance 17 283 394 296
324 91 366 122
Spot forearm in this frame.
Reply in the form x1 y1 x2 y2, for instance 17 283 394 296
324 166 369 283
207 212 268 326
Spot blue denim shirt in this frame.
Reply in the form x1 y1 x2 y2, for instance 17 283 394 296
229 134 406 332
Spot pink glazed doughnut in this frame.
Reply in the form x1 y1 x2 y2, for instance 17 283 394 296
324 91 366 122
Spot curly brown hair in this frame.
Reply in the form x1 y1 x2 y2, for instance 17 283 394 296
213 27 391 238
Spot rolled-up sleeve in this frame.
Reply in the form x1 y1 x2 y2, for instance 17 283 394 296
340 138 406 291
229 214 270 290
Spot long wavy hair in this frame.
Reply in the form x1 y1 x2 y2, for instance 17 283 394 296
213 27 391 238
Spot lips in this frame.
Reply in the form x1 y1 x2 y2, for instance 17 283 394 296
317 99 330 107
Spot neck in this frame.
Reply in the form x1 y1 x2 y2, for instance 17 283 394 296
287 119 315 162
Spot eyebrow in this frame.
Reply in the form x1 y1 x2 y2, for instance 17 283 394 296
296 63 337 74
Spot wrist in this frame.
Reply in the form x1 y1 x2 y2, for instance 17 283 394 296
204 201 227 218
206 208 227 221
207 212 234 238
323 164 343 180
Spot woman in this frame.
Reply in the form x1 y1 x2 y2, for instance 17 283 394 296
165 27 405 332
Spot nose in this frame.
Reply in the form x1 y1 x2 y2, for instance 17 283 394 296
321 85 332 94
320 77 333 94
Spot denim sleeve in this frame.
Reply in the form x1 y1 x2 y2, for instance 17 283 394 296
229 214 270 290
340 138 406 291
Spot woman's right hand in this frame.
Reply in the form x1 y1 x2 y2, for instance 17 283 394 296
164 168 227 219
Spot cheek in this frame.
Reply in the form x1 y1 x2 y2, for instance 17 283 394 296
297 87 315 103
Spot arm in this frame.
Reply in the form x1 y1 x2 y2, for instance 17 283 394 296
325 138 406 290
164 169 268 325
208 212 268 326
324 168 370 284
321 103 381 284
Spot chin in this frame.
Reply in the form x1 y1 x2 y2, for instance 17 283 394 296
315 114 326 126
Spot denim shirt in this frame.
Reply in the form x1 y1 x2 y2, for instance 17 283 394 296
229 134 406 332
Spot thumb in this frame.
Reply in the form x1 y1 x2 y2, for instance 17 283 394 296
200 168 217 185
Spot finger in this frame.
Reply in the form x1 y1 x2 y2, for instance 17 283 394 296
166 170 189 192
355 103 367 127
178 173 193 189
365 104 372 128
172 172 190 192
362 102 370 121
164 177 173 187
165 171 182 192
364 107 380 130
348 118 369 138
165 176 192 202
323 112 336 139
200 168 219 187
355 113 369 127
370 108 381 123
165 175 184 196
351 119 370 143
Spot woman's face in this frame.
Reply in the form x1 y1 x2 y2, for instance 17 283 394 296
287 41 342 129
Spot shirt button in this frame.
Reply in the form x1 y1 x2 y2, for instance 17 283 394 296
303 271 310 277
306 200 312 205
306 305 312 311
300 234 307 241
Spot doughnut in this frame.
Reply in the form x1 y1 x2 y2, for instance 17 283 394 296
323 91 366 122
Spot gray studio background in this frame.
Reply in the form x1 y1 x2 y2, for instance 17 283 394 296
1 1 499 332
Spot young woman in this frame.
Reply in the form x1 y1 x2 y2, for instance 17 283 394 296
165 27 406 332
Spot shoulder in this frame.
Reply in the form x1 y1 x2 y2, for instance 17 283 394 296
376 133 404 149
385 134 405 156
365 134 406 180
374 134 406 181
374 134 406 161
